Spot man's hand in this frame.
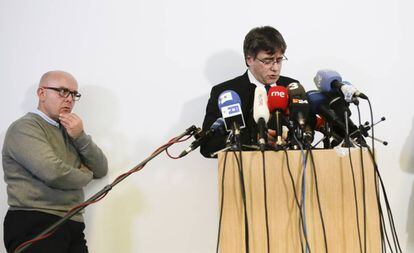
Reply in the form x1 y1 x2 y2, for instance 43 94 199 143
267 129 277 147
59 113 84 139
267 128 288 147
79 164 93 176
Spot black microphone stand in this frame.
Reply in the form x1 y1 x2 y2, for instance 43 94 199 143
341 111 354 148
15 125 198 253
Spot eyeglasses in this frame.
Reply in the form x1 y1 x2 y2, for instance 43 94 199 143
256 55 288 66
42 87 82 101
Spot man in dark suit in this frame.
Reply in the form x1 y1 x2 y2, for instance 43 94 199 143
200 26 299 158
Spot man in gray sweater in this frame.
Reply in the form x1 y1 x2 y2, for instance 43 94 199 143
2 70 108 252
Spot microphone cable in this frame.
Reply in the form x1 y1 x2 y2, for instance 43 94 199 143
367 98 376 163
308 148 329 253
364 98 393 253
13 127 196 253
367 147 403 253
216 150 229 253
292 133 311 253
233 149 250 253
345 135 364 253
283 148 308 253
261 150 271 253
366 97 402 253
364 98 402 252
365 97 390 253
356 104 368 253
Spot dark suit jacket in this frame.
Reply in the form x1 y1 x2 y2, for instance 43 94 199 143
200 71 298 158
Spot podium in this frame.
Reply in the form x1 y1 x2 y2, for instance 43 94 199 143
217 149 381 253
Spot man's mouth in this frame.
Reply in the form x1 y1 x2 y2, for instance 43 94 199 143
60 107 71 113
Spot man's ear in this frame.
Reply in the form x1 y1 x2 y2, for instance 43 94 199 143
246 56 253 67
37 87 46 102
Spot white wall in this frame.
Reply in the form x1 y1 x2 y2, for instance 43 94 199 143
1 0 413 252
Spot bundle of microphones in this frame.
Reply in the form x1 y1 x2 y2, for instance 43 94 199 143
180 69 384 157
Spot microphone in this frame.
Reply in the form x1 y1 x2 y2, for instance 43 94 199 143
286 82 310 127
287 83 315 145
218 90 245 147
313 69 368 100
315 91 366 147
307 90 346 130
253 87 270 151
340 81 360 104
267 86 289 146
179 118 225 157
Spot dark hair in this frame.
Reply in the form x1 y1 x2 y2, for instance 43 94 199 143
243 26 287 62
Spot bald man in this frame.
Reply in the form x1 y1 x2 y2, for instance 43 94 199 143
2 70 108 252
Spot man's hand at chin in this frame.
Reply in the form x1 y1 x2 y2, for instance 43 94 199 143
59 113 84 139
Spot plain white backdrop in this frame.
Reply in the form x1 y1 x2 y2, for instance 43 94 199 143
1 0 414 252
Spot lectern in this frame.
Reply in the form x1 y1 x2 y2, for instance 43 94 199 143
217 149 380 252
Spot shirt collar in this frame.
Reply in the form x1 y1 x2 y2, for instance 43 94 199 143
247 69 276 91
32 109 60 128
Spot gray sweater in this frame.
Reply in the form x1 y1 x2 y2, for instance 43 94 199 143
2 112 108 222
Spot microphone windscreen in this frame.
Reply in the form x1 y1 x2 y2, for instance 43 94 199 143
287 82 307 99
218 90 242 109
307 90 327 113
287 83 310 126
314 69 342 92
217 90 246 131
211 118 226 135
253 87 270 123
268 86 289 112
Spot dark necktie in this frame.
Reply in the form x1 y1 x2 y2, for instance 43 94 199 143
265 85 271 94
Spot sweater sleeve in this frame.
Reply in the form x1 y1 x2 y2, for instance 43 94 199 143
3 119 93 190
71 132 108 178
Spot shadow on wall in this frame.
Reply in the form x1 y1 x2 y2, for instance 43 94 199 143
138 50 245 251
204 50 246 86
164 49 245 155
165 49 245 140
400 116 414 249
74 85 141 253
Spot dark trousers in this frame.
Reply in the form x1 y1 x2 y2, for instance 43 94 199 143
3 210 88 253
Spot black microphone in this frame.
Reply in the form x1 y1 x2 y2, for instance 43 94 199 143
179 118 225 157
287 82 310 127
324 92 367 147
286 83 315 146
307 90 346 130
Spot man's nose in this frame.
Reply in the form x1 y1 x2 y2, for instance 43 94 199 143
270 62 280 71
64 94 74 103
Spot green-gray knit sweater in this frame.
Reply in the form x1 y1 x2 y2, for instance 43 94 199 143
2 112 108 222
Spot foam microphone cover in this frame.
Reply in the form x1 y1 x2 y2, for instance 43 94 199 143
253 87 270 123
287 83 310 126
287 82 307 99
267 86 289 113
314 69 342 92
211 118 226 135
218 90 242 109
306 90 327 114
